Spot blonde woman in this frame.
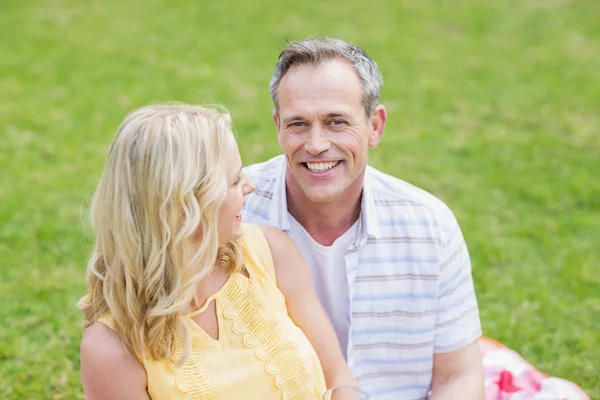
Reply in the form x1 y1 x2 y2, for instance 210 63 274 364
79 104 357 399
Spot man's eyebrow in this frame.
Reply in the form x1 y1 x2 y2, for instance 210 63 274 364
283 112 351 125
323 112 349 119
282 115 305 125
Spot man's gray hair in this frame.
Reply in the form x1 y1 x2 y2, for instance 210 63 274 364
269 38 384 119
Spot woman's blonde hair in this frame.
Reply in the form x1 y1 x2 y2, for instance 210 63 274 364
78 104 243 365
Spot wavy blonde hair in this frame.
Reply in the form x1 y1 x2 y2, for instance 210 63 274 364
78 104 243 365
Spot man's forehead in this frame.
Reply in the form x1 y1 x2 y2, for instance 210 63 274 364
280 60 361 93
279 74 362 115
285 58 356 78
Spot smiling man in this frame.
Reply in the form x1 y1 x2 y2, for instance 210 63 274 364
242 38 484 400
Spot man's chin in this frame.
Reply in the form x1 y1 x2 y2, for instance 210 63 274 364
300 184 344 204
287 169 347 203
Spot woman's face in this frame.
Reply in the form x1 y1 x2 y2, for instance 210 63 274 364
217 136 255 245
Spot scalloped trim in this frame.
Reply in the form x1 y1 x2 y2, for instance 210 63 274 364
222 277 317 400
170 340 224 400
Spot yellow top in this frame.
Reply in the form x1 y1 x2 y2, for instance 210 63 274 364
98 224 327 400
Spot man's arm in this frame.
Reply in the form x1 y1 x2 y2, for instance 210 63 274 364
429 211 484 399
429 340 484 399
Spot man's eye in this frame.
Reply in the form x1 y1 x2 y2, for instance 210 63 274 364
290 122 306 127
331 119 345 125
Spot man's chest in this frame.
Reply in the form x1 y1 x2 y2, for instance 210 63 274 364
345 242 439 398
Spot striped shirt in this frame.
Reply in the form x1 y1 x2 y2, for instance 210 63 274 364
242 155 482 400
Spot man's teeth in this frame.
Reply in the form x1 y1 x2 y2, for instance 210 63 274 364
306 161 339 173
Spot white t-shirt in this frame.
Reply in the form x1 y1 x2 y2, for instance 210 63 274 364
287 214 359 358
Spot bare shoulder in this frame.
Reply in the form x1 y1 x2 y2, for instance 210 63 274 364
258 224 303 272
81 321 132 362
81 322 148 399
258 224 296 257
258 224 311 294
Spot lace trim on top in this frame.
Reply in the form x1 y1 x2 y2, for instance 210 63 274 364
168 336 224 400
222 275 316 400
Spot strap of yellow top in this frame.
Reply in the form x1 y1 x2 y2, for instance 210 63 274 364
97 312 115 330
241 224 277 283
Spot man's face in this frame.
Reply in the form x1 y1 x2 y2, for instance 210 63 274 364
274 59 385 203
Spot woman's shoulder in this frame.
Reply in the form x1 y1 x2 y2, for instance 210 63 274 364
239 223 295 283
251 225 300 279
241 223 294 255
81 313 142 371
256 225 296 260
240 222 262 237
81 319 130 365
80 321 148 397
241 223 289 252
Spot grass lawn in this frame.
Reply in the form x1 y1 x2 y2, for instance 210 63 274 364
1 0 598 398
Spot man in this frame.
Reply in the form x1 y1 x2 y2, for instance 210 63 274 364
242 37 484 400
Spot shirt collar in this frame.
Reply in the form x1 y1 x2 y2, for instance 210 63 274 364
361 167 381 240
269 156 291 231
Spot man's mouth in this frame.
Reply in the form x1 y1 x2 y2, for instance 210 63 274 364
304 161 340 173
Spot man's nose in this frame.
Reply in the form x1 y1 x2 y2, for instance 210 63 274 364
304 125 331 155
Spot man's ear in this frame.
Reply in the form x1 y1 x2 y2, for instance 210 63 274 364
368 105 387 148
273 110 283 149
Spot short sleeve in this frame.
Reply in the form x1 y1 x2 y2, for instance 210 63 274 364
433 214 482 353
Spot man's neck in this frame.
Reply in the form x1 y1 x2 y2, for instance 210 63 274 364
286 172 364 246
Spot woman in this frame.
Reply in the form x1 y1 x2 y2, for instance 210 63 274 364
79 104 357 399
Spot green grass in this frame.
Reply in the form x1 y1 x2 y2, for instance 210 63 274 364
1 0 599 398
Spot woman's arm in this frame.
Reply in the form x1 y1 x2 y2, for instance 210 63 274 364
80 322 150 400
260 225 358 390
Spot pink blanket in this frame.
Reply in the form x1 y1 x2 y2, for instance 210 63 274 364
479 337 590 400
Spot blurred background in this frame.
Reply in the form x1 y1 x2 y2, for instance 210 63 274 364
1 0 598 398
